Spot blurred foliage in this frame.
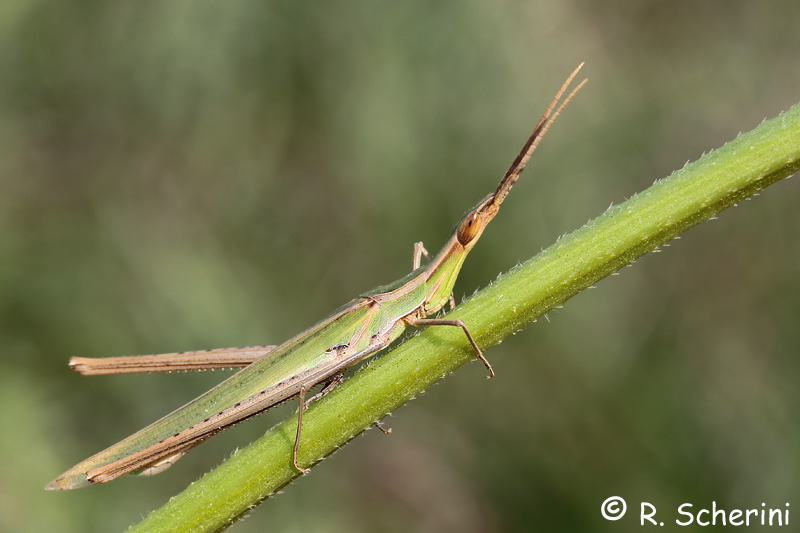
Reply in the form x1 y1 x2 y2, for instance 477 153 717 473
1 1 798 532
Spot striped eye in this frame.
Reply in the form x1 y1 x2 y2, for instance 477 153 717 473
456 211 481 245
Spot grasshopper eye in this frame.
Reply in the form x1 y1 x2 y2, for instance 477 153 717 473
456 211 481 245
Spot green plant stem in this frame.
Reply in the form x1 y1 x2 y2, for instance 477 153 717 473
129 104 800 532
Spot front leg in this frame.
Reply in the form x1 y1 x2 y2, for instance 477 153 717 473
412 241 430 270
413 242 455 309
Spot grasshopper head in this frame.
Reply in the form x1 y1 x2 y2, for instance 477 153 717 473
421 65 586 315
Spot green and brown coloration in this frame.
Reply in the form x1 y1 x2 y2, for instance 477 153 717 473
46 65 586 491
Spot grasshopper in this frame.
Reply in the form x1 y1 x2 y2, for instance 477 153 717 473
46 64 585 490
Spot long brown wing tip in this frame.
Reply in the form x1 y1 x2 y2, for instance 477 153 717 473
68 357 108 376
69 356 139 376
67 346 276 375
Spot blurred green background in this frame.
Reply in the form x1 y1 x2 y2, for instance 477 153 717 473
2 1 799 531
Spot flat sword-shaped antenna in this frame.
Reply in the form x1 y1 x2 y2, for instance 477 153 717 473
423 64 587 318
490 63 587 209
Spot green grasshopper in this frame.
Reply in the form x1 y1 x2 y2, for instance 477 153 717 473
46 64 586 490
